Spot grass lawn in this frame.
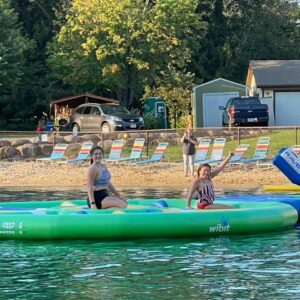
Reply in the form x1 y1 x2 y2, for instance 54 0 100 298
120 129 300 163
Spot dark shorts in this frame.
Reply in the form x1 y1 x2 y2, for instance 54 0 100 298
197 202 211 209
88 189 109 209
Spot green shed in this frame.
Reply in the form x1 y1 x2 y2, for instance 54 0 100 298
192 78 248 128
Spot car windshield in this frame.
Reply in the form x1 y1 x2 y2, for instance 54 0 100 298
101 105 130 115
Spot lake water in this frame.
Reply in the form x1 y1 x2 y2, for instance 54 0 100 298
0 187 300 299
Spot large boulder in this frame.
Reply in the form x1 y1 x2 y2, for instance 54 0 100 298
81 134 101 143
54 136 66 144
11 138 32 147
46 135 66 144
64 135 83 143
0 140 11 147
30 136 40 144
38 144 55 157
30 134 52 144
17 144 39 158
0 146 21 160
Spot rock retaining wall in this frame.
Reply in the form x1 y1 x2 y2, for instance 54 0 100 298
0 134 101 160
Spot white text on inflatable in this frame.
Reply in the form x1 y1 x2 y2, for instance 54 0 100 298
281 149 300 174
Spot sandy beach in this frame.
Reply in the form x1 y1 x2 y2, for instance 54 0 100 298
0 161 291 189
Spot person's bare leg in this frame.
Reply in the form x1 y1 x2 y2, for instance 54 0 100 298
204 204 233 209
102 196 127 209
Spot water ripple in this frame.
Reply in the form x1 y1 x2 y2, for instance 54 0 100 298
0 187 300 299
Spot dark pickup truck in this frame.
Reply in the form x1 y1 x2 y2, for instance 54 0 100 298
219 96 269 127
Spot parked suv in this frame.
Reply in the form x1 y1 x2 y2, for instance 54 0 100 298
69 103 145 133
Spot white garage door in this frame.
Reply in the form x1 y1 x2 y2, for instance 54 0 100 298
275 92 300 126
203 92 239 127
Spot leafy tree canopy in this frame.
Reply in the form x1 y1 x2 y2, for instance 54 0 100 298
48 0 200 108
0 0 33 95
192 0 300 83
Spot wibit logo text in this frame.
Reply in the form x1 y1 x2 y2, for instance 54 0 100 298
209 216 230 233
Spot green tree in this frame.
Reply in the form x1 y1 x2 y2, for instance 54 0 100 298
192 0 300 84
143 67 195 128
0 0 32 95
10 0 69 120
48 0 199 109
192 0 227 82
223 0 300 81
0 0 34 126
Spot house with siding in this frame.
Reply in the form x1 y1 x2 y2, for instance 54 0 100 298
246 60 300 126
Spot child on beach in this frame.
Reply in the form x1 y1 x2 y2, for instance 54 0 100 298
186 152 234 209
36 120 44 132
87 146 127 209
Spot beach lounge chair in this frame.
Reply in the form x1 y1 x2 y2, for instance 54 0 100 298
211 144 250 166
257 144 300 168
106 138 145 163
60 141 93 164
131 142 169 165
195 138 227 165
36 143 68 162
231 137 271 168
229 144 250 164
194 138 211 163
106 140 125 160
293 145 300 155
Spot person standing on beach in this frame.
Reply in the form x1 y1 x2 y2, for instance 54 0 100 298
87 146 127 209
181 128 198 177
186 152 234 210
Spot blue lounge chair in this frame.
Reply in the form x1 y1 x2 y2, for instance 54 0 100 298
195 138 226 165
131 142 169 166
36 143 68 162
194 138 211 163
232 137 270 169
107 140 125 160
106 138 145 163
293 145 300 155
61 141 93 164
257 144 299 168
211 144 250 166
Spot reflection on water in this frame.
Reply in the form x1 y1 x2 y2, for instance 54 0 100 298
0 187 300 299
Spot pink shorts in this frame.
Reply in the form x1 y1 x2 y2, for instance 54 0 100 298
197 202 210 209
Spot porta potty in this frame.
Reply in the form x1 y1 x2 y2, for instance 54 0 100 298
144 97 167 129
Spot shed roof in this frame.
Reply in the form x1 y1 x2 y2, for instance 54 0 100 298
247 60 300 88
50 92 119 108
193 78 248 91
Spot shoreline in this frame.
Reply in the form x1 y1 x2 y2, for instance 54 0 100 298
0 161 291 189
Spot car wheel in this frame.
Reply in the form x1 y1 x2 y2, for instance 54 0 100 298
101 122 111 133
72 123 80 135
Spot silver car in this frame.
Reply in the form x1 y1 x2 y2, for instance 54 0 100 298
69 103 145 133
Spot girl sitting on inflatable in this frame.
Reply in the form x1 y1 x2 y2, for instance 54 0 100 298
186 152 234 210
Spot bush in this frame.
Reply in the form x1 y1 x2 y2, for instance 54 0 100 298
143 113 162 129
